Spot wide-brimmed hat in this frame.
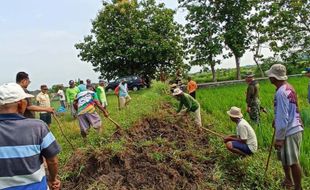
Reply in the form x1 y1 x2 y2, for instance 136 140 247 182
227 106 243 118
265 64 288 81
172 88 183 96
0 83 34 105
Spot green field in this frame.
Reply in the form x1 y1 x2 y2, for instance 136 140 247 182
50 78 310 189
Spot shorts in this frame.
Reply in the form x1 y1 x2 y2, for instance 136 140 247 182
232 141 253 155
39 113 52 125
277 132 302 166
78 112 102 133
119 95 131 108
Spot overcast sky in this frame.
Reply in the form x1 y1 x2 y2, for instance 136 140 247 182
0 0 272 90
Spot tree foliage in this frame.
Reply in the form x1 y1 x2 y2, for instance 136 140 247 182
75 0 184 81
266 0 310 58
179 0 222 82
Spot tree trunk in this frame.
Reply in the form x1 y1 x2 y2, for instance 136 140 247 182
235 56 241 80
211 64 217 82
254 56 265 77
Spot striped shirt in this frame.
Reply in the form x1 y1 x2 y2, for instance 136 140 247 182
76 91 98 115
0 114 61 190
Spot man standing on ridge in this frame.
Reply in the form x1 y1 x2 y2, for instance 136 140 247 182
16 72 54 118
66 80 80 118
187 76 198 99
96 79 108 108
36 84 52 128
266 64 304 190
245 73 260 124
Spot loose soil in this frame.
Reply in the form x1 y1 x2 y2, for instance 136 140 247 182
62 104 221 190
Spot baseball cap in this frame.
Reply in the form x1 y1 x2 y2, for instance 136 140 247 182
265 64 288 81
0 83 34 105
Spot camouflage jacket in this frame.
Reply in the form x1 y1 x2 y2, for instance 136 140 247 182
246 80 259 106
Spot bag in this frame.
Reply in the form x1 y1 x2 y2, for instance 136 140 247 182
114 86 120 95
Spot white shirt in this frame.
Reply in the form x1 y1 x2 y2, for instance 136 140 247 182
236 118 258 153
36 92 51 113
57 90 65 101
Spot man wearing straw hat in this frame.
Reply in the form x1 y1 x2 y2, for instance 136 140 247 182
224 106 257 156
173 88 202 128
266 64 303 190
0 83 61 190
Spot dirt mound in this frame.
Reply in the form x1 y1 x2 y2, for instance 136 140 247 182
62 105 217 190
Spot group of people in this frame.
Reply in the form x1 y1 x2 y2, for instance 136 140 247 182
172 64 304 190
0 63 306 190
0 72 134 190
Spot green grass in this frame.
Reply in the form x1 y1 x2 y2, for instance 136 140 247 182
196 76 310 186
49 79 310 188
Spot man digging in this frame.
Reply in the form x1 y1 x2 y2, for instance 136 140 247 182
173 88 202 129
74 87 109 141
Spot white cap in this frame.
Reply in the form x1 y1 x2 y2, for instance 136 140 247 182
172 88 183 96
0 83 34 105
227 106 243 118
265 64 288 81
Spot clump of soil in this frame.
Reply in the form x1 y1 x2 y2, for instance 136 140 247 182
62 104 218 190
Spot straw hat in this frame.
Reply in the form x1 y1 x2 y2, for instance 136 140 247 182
265 64 287 81
172 88 183 96
227 106 243 118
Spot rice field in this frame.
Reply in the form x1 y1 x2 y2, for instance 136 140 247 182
196 76 310 178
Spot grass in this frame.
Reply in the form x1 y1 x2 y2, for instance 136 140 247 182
49 79 310 188
196 76 310 187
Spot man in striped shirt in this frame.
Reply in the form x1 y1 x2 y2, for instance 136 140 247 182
0 83 61 190
74 88 109 140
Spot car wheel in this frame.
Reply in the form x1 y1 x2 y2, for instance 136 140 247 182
132 86 139 91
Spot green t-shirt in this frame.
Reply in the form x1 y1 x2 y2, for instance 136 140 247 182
66 86 80 103
177 93 199 113
96 86 107 104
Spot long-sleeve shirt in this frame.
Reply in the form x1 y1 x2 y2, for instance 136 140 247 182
177 93 199 113
66 87 80 104
246 80 259 106
274 83 303 140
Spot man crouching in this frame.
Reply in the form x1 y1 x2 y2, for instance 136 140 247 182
224 106 258 156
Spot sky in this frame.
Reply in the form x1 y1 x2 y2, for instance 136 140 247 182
0 0 272 90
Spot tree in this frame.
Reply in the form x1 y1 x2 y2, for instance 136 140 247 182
75 0 184 81
179 0 222 82
213 0 252 80
248 0 270 77
266 0 310 59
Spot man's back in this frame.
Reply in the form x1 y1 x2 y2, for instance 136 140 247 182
0 114 60 190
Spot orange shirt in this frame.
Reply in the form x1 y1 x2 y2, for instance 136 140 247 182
187 80 197 93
